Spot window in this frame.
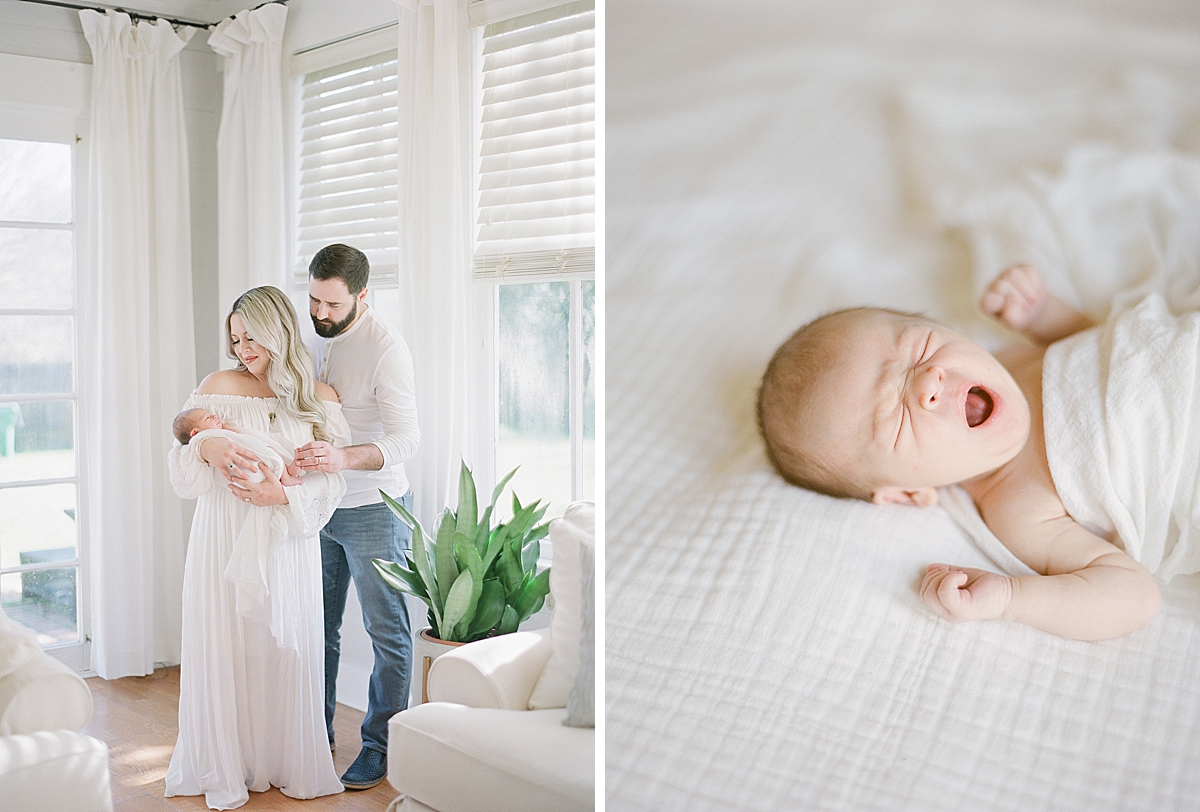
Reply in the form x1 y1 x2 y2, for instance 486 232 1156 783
472 0 596 517
0 135 83 650
295 48 400 289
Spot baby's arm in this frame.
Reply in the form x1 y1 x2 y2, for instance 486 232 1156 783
924 503 1160 641
981 264 1096 345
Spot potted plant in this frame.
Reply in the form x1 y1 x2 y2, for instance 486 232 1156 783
372 461 552 702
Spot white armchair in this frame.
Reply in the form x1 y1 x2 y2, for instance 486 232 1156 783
0 612 112 812
387 502 596 812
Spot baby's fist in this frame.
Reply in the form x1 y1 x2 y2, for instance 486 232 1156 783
980 264 1048 332
920 564 1011 623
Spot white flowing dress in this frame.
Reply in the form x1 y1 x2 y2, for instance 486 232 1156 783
165 394 348 810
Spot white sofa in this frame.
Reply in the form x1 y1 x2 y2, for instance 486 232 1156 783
0 612 112 812
387 502 595 812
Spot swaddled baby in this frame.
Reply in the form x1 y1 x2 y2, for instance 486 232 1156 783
757 264 1173 641
172 408 304 637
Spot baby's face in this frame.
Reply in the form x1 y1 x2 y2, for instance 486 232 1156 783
193 411 224 434
808 310 1031 496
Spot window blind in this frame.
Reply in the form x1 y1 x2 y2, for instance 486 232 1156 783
473 0 595 280
297 49 400 286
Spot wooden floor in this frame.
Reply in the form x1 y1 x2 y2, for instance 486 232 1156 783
83 667 399 811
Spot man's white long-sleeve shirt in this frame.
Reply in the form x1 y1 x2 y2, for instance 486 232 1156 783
310 305 420 508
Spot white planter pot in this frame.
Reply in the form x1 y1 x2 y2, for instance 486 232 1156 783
411 627 464 704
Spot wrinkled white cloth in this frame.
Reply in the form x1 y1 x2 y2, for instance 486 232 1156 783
0 607 43 680
1041 293 1200 581
189 426 297 645
165 394 347 809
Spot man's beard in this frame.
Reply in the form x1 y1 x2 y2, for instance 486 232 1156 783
312 299 357 338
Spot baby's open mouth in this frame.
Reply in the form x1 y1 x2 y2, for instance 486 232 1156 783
966 387 993 428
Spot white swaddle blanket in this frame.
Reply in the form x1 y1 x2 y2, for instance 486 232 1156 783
1040 292 1200 581
191 427 301 646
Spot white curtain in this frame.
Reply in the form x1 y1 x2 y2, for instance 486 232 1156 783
393 0 482 526
79 10 196 678
208 3 289 346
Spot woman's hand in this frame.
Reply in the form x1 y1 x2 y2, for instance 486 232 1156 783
228 462 289 507
198 436 261 483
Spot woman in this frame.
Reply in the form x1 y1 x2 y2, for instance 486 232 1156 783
165 286 347 809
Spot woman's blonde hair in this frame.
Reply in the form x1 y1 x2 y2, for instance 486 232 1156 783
225 285 331 442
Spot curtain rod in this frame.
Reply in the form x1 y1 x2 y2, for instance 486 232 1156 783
14 0 287 29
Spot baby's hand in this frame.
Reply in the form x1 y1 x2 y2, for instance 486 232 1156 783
280 464 302 487
980 264 1049 333
920 564 1012 624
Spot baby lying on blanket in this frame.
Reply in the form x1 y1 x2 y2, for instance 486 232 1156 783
171 408 304 634
757 264 1170 641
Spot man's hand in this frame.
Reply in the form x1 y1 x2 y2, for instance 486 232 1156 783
293 440 348 473
920 564 1013 623
980 263 1050 333
198 436 261 483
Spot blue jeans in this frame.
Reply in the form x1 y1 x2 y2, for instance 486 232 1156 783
321 495 413 754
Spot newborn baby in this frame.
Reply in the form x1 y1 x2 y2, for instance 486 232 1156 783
172 408 301 484
757 265 1164 641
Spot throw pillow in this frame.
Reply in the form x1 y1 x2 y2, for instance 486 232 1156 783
528 501 594 709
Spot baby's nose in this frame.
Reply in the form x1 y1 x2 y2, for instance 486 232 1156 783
915 365 945 409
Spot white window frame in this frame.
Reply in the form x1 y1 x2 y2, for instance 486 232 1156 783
470 0 596 510
0 99 91 673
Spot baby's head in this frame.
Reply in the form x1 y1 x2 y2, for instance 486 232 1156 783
173 409 224 445
757 307 1031 506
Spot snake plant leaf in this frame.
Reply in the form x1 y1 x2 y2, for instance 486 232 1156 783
435 510 460 609
466 578 506 639
483 524 511 572
371 558 429 603
525 523 550 545
491 466 518 510
474 505 492 557
521 538 540 572
455 460 477 540
506 502 537 545
380 489 416 530
440 568 475 642
382 491 441 631
513 568 551 623
496 544 524 598
497 604 519 635
452 535 485 639
512 491 522 516
530 501 548 528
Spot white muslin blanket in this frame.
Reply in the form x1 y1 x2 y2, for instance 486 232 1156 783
1041 293 1200 581
191 427 300 644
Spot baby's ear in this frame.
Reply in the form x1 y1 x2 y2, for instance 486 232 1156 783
871 486 938 508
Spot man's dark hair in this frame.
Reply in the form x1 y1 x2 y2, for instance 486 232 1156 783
309 244 370 294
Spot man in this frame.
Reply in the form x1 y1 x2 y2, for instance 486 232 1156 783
294 243 420 790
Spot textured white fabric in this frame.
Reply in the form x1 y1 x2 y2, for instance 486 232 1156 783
79 9 197 678
0 652 92 737
427 628 552 711
0 730 112 812
608 2 1200 810
388 703 592 812
208 2 289 331
529 501 590 710
1042 294 1200 581
392 0 485 528
0 609 41 682
309 306 420 506
564 527 594 728
165 394 347 809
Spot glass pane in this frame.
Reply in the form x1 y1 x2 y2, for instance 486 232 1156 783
0 228 74 309
0 483 77 569
497 281 571 521
1 569 78 645
581 279 595 501
0 400 74 484
0 316 74 396
0 138 72 224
